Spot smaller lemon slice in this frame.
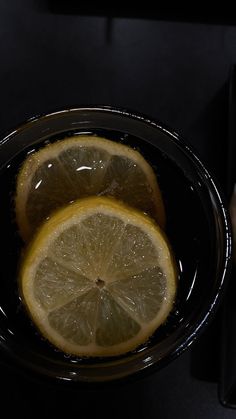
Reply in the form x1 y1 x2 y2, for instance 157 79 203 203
19 197 176 357
15 135 165 241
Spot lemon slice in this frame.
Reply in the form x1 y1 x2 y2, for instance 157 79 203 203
19 197 176 357
15 135 165 241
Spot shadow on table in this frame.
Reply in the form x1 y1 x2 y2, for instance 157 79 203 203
190 313 221 383
188 82 228 188
35 2 236 26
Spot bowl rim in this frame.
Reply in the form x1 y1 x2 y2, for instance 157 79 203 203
0 105 232 384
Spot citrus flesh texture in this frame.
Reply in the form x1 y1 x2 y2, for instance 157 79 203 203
20 197 176 357
15 135 165 241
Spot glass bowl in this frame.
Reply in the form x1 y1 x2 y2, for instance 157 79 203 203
0 106 231 383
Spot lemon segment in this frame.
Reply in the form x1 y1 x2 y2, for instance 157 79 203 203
15 135 165 241
19 197 176 357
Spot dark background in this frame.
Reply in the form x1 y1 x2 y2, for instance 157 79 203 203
0 1 236 417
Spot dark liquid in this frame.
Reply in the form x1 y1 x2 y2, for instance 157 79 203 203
0 129 212 366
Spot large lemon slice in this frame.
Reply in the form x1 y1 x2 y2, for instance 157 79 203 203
19 197 176 357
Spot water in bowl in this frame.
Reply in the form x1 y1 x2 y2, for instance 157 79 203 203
0 128 212 367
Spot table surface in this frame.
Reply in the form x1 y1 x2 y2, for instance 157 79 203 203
1 2 236 417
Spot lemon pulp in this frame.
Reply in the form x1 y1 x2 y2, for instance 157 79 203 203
15 135 165 241
20 197 176 357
